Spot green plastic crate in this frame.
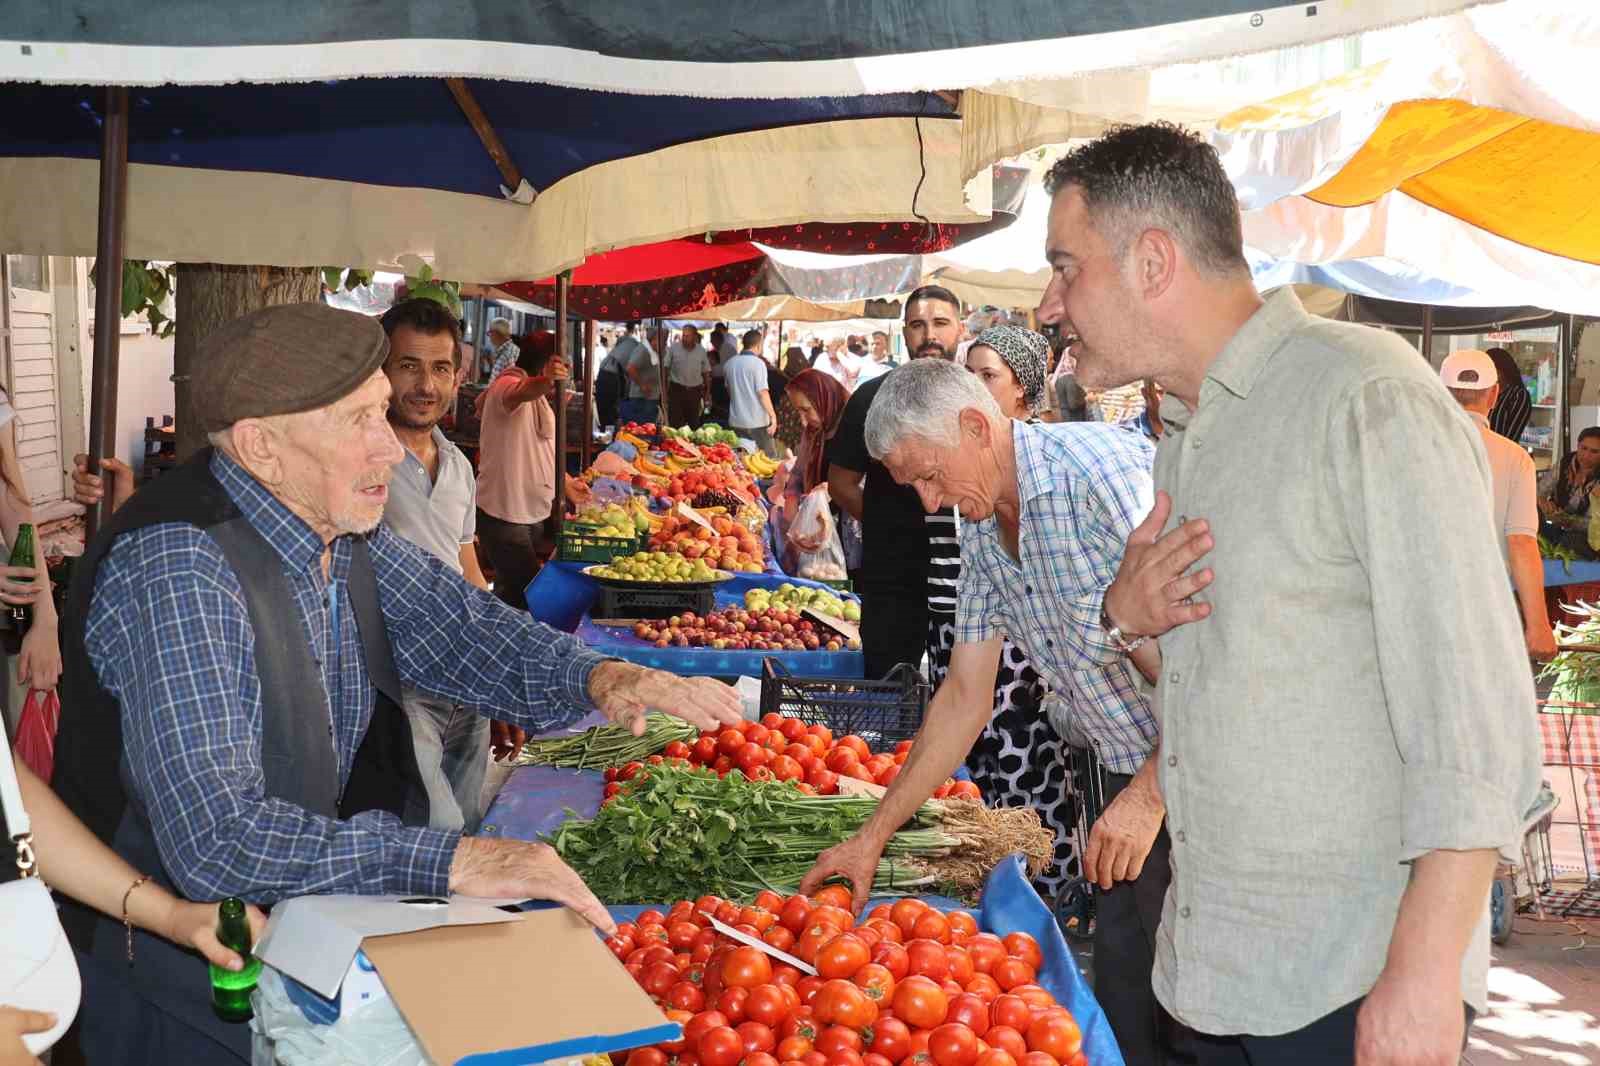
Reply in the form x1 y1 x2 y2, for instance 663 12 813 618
556 524 640 564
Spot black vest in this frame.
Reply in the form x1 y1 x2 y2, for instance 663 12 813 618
53 450 424 951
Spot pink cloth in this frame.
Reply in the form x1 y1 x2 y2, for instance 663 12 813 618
476 370 556 524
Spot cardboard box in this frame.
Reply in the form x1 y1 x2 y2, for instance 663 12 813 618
258 897 677 1065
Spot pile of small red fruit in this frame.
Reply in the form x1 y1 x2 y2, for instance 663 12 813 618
609 887 1088 1066
631 607 860 654
647 715 981 800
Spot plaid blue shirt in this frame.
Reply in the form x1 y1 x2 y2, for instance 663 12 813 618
84 450 609 903
955 420 1159 773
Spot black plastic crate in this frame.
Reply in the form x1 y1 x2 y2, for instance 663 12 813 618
557 525 640 564
760 659 928 746
592 583 715 621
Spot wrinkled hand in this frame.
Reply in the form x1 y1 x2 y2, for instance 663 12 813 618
1527 624 1559 661
1083 777 1165 891
490 720 528 762
1103 490 1214 640
1355 967 1463 1066
16 624 60 691
167 898 267 972
564 479 593 506
448 837 614 934
799 832 887 915
0 1007 51 1066
71 453 134 513
589 662 743 736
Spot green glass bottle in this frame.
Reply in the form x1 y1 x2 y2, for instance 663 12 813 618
0 523 35 655
210 897 262 1023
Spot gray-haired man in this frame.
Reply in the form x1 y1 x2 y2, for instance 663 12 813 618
486 316 519 381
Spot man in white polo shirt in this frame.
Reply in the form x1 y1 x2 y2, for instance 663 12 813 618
1440 349 1557 659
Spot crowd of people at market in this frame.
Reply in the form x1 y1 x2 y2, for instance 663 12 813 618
1 121 1548 1066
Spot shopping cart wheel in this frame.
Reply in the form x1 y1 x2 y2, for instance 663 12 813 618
1054 878 1096 944
1490 872 1516 945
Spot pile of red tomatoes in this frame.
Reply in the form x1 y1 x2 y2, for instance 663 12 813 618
609 887 1086 1066
653 714 980 800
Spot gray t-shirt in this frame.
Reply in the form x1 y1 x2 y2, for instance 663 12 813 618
724 351 770 429
615 335 660 400
384 427 477 571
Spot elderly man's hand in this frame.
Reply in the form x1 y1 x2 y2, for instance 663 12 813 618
1104 490 1214 640
448 837 614 934
70 453 135 513
489 720 528 762
1084 776 1164 890
588 661 743 736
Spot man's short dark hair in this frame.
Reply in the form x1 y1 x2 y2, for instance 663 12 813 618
742 329 762 349
515 330 558 375
1043 121 1248 279
904 285 961 318
872 330 889 342
379 298 464 365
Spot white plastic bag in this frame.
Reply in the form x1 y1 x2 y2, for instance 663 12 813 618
789 486 847 581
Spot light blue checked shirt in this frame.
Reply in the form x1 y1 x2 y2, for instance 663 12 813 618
84 450 610 903
488 337 520 381
955 420 1158 774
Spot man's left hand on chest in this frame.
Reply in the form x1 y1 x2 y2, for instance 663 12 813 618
588 661 744 735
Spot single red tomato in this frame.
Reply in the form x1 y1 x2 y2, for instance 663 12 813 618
807 767 841 795
1018 1054 1058 1066
807 723 834 746
777 1037 814 1062
1024 1015 1080 1062
811 885 855 912
605 934 634 961
724 947 775 989
824 747 860 775
853 925 882 950
815 934 872 980
868 1017 912 1063
964 935 1006 975
864 1054 896 1066
796 975 826 1005
644 962 680 998
740 906 778 933
905 939 950 981
811 905 856 933
984 1028 1027 1061
667 981 706 1012
889 899 928 937
963 974 1001 1003
628 1048 669 1066
700 1027 746 1066
692 736 719 764
717 987 750 1024
975 1050 1017 1066
815 1025 865 1057
990 960 1035 993
801 1054 828 1066
780 895 815 934
1008 986 1055 1012
718 729 747 756
945 948 974 986
838 735 871 760
911 911 950 944
780 717 808 741
852 962 896 1003
871 941 910 981
943 994 989 1037
866 919 904 946
772 963 803 989
813 979 879 1029
685 1011 731 1047
891 975 949 1031
746 1054 781 1066
670 921 701 950
745 985 789 1028
945 912 978 941
927 1024 979 1066
765 925 798 953
1001 933 1043 973
780 1008 819 1043
989 996 1032 1032
737 1021 778 1055
828 1051 865 1066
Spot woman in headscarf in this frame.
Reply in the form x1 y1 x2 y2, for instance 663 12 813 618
939 324 1079 902
777 369 854 570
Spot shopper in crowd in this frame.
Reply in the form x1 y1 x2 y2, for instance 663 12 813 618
50 302 744 1065
828 286 963 679
1538 426 1600 545
856 330 893 385
707 325 733 426
953 326 1083 901
1486 346 1533 445
804 358 1167 1061
484 316 520 382
774 346 812 452
814 336 860 392
726 329 780 458
619 322 664 426
1036 122 1538 1063
779 370 851 565
1138 379 1164 440
664 324 712 429
476 331 567 611
1439 350 1557 659
594 333 630 432
0 382 61 718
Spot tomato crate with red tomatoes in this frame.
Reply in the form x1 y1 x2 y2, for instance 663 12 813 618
760 659 929 748
597 856 1121 1066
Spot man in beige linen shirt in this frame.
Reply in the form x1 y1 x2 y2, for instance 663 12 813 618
1036 123 1541 1065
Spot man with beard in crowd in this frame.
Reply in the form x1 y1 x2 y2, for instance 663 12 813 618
828 286 964 679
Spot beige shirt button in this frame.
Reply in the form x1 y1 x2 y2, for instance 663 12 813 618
1168 754 1178 767
1176 830 1186 843
1169 672 1181 684
1181 906 1192 918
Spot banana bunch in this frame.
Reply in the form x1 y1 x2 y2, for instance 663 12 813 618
635 452 672 476
665 454 701 472
742 450 781 477
615 431 652 451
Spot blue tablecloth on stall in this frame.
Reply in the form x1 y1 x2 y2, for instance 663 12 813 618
1546 557 1600 587
528 562 864 679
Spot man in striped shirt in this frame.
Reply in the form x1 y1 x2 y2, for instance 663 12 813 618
805 358 1172 1064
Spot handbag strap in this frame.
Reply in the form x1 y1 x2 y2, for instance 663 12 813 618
0 708 36 878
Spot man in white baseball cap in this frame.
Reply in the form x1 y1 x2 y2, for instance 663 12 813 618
1441 349 1557 657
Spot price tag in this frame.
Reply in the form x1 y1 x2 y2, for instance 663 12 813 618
802 606 861 646
700 914 817 976
676 501 716 533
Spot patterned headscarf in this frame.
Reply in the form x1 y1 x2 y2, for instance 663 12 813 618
785 369 850 493
973 325 1050 413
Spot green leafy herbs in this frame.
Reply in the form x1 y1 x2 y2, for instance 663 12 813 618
550 764 972 904
512 713 697 770
1539 533 1578 573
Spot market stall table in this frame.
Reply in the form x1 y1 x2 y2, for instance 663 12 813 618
527 562 865 679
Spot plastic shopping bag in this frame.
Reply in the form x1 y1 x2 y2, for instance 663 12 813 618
789 486 847 582
15 688 59 782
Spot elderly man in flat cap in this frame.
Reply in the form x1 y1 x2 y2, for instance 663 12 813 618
51 303 743 1064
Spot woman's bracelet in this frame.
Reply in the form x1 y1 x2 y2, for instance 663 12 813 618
121 874 152 963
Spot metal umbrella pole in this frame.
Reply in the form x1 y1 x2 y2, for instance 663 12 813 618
552 272 570 535
581 318 596 468
85 85 130 541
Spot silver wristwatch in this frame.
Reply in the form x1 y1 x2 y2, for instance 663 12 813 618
1101 606 1149 654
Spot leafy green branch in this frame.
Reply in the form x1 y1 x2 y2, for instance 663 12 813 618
109 260 380 339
